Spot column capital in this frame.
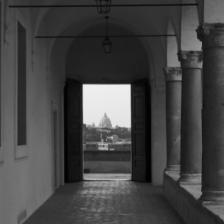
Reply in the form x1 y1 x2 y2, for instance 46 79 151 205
197 23 224 48
163 67 182 82
178 51 203 69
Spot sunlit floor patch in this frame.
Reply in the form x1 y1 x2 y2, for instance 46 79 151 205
83 173 132 181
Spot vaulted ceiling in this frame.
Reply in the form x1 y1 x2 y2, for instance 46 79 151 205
13 0 199 83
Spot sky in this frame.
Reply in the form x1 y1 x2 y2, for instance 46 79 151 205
83 85 131 128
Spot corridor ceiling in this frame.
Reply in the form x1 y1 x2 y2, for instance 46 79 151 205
12 0 199 83
17 0 184 37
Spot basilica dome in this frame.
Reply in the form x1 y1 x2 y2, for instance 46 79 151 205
99 113 112 129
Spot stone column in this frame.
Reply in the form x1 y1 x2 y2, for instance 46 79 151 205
164 67 182 172
178 51 203 184
197 24 224 203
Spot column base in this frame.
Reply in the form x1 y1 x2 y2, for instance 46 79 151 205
200 190 224 205
165 165 180 172
178 173 201 185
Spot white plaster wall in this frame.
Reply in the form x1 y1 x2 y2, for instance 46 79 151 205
166 21 180 67
0 7 63 224
151 85 167 185
203 0 224 23
150 58 167 185
180 2 201 51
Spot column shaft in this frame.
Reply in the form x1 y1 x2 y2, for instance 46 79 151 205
178 51 203 184
198 23 224 203
164 67 182 172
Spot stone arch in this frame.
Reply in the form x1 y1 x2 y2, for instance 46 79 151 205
65 22 150 83
47 16 163 85
34 6 166 84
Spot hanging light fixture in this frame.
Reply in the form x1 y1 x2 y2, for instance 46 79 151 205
95 0 112 14
102 16 112 54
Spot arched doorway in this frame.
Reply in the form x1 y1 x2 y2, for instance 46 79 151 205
64 23 151 182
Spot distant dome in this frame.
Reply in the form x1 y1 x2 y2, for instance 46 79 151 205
99 113 112 129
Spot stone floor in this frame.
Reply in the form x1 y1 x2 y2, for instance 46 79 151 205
25 181 184 224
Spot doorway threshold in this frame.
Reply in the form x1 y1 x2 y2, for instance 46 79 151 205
84 173 131 181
